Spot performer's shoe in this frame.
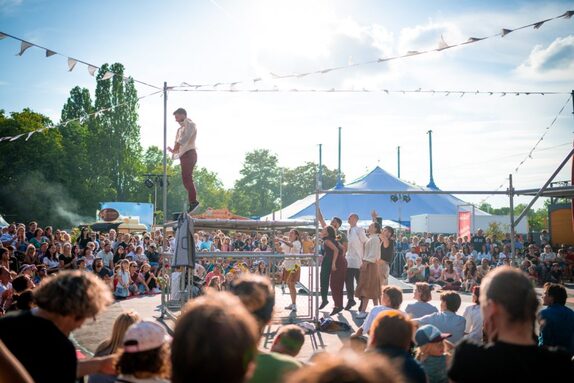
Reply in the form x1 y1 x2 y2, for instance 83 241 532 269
187 201 200 213
344 300 356 310
329 307 343 316
356 311 368 319
318 300 329 310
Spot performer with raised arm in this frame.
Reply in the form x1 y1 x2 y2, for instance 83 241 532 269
168 108 199 213
317 207 348 311
372 210 395 288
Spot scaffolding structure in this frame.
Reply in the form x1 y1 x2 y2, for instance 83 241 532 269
159 218 320 322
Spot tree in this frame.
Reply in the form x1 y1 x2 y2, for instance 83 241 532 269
281 162 342 207
229 149 280 217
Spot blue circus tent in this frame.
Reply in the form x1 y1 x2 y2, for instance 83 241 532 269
263 166 488 227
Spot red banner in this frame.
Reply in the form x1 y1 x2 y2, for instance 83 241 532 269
458 211 471 240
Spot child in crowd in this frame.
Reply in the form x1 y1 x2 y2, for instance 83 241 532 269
415 324 453 383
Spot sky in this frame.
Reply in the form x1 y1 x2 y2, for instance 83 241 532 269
1 0 573 210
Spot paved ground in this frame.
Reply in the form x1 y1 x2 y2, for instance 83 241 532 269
72 277 574 361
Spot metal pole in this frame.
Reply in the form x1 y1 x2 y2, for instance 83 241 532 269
426 130 437 189
318 144 323 190
314 189 320 321
397 146 401 178
336 127 343 188
279 169 283 220
162 82 168 224
472 205 476 235
509 174 516 259
515 146 574 226
154 182 158 226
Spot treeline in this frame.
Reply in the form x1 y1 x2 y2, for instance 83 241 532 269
0 64 341 227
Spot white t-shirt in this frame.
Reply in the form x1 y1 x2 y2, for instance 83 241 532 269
463 304 483 343
282 240 302 271
405 251 418 262
361 305 405 335
346 226 368 268
43 257 59 269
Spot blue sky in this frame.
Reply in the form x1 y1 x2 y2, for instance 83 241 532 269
1 0 573 209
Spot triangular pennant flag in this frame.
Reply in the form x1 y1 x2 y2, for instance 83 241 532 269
0 32 7 40
406 50 421 56
465 37 485 44
560 10 574 19
10 133 24 141
25 131 35 141
501 29 513 37
45 49 56 57
437 34 450 51
533 21 546 29
17 41 33 56
67 58 78 72
88 65 97 76
320 68 333 74
101 72 114 80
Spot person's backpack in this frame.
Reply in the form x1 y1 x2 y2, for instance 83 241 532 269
319 317 351 333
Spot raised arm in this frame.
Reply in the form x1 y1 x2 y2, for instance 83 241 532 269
317 207 328 229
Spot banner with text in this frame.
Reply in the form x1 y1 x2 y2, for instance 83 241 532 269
458 211 472 240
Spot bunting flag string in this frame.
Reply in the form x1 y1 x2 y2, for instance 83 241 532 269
176 10 573 91
0 31 161 90
170 87 569 96
479 94 573 204
0 89 162 144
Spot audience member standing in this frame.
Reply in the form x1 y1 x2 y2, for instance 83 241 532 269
538 282 574 354
345 213 367 310
448 267 574 382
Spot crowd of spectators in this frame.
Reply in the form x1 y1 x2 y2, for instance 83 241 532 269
399 230 574 290
0 219 573 383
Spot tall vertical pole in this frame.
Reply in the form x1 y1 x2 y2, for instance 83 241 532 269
279 169 283 219
426 130 437 189
336 127 343 188
162 82 168 224
397 146 401 178
318 144 323 190
509 174 516 259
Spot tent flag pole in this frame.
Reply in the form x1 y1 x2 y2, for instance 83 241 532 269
397 146 401 179
336 127 343 188
427 130 437 189
509 174 516 259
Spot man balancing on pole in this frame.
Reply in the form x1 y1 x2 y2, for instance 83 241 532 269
168 108 199 213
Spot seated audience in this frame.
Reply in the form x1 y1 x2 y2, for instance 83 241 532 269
414 291 466 344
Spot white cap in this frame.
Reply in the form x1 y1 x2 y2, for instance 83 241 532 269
123 320 171 353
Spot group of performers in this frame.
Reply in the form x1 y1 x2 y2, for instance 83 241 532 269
170 107 395 317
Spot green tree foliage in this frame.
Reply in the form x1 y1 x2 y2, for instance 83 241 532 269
229 149 281 217
478 202 548 232
281 162 342 207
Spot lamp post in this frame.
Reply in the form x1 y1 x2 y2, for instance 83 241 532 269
390 193 411 240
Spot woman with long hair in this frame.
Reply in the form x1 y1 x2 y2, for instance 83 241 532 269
440 260 461 290
29 229 45 249
88 311 141 383
355 222 382 318
42 243 60 272
77 227 91 249
280 229 302 311
461 259 478 292
11 227 28 254
320 226 347 316
22 245 37 266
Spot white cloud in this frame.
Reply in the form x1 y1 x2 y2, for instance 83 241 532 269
516 35 574 80
398 21 465 54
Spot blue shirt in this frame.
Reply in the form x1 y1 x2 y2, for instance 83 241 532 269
539 304 574 354
415 311 466 344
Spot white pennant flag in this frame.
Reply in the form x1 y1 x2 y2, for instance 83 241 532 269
17 41 33 56
67 58 78 72
437 34 449 51
45 49 56 57
26 131 35 141
101 72 114 80
10 133 24 141
88 65 97 76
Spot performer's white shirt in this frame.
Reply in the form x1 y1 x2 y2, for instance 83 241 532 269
363 235 381 263
174 118 197 159
282 240 302 271
347 226 368 268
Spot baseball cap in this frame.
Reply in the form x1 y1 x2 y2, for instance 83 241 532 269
123 320 171 353
415 324 451 347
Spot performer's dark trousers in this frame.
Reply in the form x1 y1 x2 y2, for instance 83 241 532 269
345 268 360 302
320 255 332 302
180 149 197 203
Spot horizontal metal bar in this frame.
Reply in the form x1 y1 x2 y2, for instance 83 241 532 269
318 189 510 195
164 218 316 229
162 251 318 259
